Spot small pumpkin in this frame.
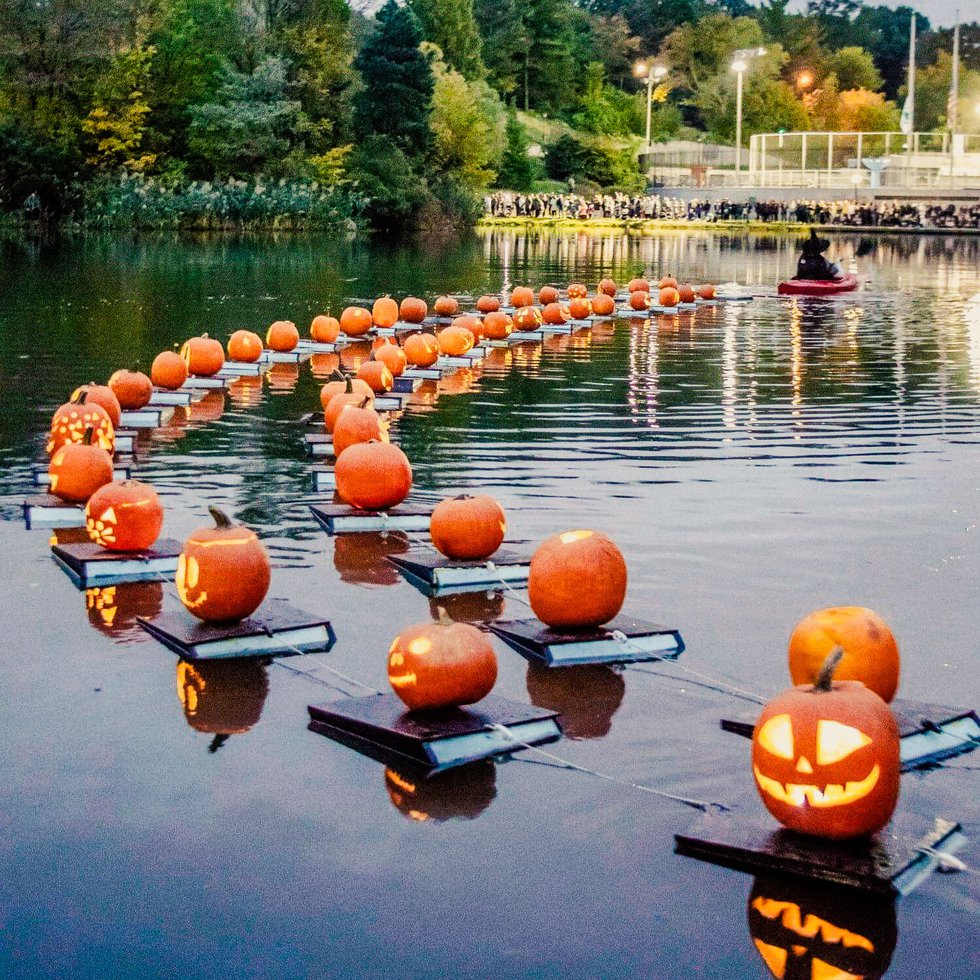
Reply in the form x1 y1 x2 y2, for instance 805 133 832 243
627 277 650 293
542 302 570 326
568 297 592 320
180 335 225 377
400 296 428 323
176 507 271 623
513 306 543 330
374 339 407 377
452 314 483 343
677 284 696 304
698 284 717 300
228 330 264 363
387 607 497 711
752 649 900 840
85 479 163 551
482 312 513 340
320 372 374 413
48 392 115 456
372 296 399 328
403 333 440 368
629 290 650 311
48 429 114 502
151 350 188 390
591 293 615 316
356 359 394 394
334 440 412 510
71 384 121 428
108 369 153 410
789 607 900 703
598 278 617 296
538 285 559 305
266 320 299 352
340 306 373 337
438 325 474 356
476 295 500 314
324 377 375 432
567 283 587 299
510 286 535 308
659 274 679 290
311 314 341 343
528 530 627 630
333 398 387 457
430 494 506 561
659 286 680 307
433 295 459 317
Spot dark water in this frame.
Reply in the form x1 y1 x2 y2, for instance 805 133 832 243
0 230 977 979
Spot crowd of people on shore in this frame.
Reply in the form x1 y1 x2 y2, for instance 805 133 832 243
483 192 980 229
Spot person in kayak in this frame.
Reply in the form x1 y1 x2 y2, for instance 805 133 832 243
794 228 841 281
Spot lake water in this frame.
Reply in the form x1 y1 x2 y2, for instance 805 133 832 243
1 230 977 978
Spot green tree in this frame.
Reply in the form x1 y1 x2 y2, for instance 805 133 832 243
588 14 642 89
496 111 538 190
515 0 576 113
473 0 527 100
345 133 430 229
408 0 485 80
572 61 644 136
661 14 767 90
911 52 980 132
826 47 883 93
836 87 900 131
851 6 930 99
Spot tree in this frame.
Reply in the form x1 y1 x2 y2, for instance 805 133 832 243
496 111 537 190
837 88 900 131
912 52 980 132
514 0 576 113
826 47 883 93
588 14 642 89
345 134 430 229
851 6 930 99
352 0 434 160
661 14 767 90
408 0 485 81
581 1 701 52
473 0 527 100
572 62 644 136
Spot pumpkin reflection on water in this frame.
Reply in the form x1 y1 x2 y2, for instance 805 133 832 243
384 760 497 823
85 582 164 640
526 664 625 739
333 531 410 587
176 658 269 752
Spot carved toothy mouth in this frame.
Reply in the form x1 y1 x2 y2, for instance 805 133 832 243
751 898 875 952
753 764 880 808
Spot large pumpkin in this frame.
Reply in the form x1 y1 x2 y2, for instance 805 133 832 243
175 507 271 623
538 286 559 305
698 284 717 300
372 296 399 328
659 286 680 307
567 283 587 299
85 479 164 551
108 369 153 410
677 284 696 303
788 607 900 703
400 297 428 323
433 295 459 317
387 609 497 711
510 286 535 308
266 320 299 352
482 312 513 340
598 278 617 296
629 290 650 311
591 293 615 316
568 297 592 320
513 306 543 330
542 302 570 326
476 295 500 314
334 440 412 510
47 392 115 455
311 314 341 343
374 339 407 377
228 330 264 363
340 306 373 337
48 432 114 503
430 494 506 561
528 530 627 630
752 649 900 840
437 325 474 356
71 383 121 428
403 333 440 367
357 360 394 393
452 315 483 343
333 399 387 457
180 335 225 377
151 350 188 390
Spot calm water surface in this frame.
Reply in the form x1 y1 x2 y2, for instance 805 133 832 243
0 230 978 978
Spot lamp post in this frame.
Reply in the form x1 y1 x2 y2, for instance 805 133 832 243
731 47 766 179
634 62 668 153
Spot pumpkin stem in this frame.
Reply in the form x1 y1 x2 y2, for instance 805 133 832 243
435 606 454 627
72 389 88 405
82 426 95 446
454 494 473 500
814 647 844 692
208 506 234 529
358 396 371 409
344 377 353 393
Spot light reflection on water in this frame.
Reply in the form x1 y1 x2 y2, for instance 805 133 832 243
0 230 977 979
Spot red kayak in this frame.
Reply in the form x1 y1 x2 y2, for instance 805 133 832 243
778 273 859 296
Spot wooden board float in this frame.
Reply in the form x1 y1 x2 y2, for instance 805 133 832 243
149 389 193 407
440 353 484 368
508 331 545 343
113 430 137 454
483 335 532 348
33 462 130 488
295 339 348 354
402 366 446 381
309 499 434 534
215 361 267 378
181 376 231 391
22 494 85 529
487 615 685 667
721 699 980 771
392 375 422 393
307 693 561 771
311 466 334 492
539 322 574 335
138 598 335 660
675 811 965 896
303 433 335 459
51 538 182 587
387 543 533 595
119 407 174 429
258 349 311 364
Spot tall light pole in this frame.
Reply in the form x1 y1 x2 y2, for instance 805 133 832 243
634 62 668 153
731 47 766 178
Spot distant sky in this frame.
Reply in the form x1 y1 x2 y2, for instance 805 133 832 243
785 1 967 28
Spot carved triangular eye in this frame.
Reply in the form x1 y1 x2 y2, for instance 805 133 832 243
758 713 794 760
816 720 872 764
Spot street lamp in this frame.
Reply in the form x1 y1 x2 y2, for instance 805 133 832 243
731 47 766 177
634 61 668 153
796 70 814 91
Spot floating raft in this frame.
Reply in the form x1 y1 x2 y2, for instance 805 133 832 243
295 339 348 354
310 499 434 534
307 692 561 770
387 543 533 595
22 494 84 529
216 361 268 378
52 538 182 587
259 349 311 364
392 375 422 394
32 462 130 488
311 466 335 492
181 376 231 391
303 433 335 459
119 407 173 429
113 430 137 454
149 389 193 407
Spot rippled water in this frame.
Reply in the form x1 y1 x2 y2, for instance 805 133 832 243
1 230 977 979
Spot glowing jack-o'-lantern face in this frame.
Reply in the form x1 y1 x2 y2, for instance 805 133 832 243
752 651 900 840
748 876 897 980
47 394 115 456
383 760 497 823
85 582 164 639
176 659 269 750
85 480 164 551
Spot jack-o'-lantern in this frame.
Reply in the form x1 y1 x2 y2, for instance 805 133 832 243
403 332 440 367
176 658 269 751
747 875 897 980
568 297 592 320
629 290 650 311
69 383 120 428
48 392 115 455
513 305 543 330
659 286 680 307
509 286 535 308
567 283 587 299
627 277 650 293
372 296 399 328
333 530 410 587
85 480 163 551
482 312 513 340
400 297 428 323
698 284 717 300
175 507 271 623
526 663 625 739
374 339 407 377
333 399 388 456
340 306 373 337
789 607 900 703
324 379 375 433
452 315 483 343
48 430 114 502
437 325 474 356
528 530 627 630
180 334 225 376
538 286 559 305
678 284 696 303
434 295 459 317
266 320 299 352
476 295 500 313
752 649 901 840
335 440 412 510
108 369 153 410
598 278 617 296
591 293 615 316
387 608 497 711
151 350 188 390
228 329 264 362
85 581 164 639
384 760 497 822
357 359 394 393
309 352 341 379
542 302 570 325
428 590 505 623
311 314 341 343
430 494 506 561
659 274 679 290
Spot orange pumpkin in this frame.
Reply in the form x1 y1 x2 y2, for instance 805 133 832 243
528 530 627 630
228 330 264 363
372 296 399 328
591 293 615 316
598 278 617 296
403 333 440 368
629 290 650 311
340 306 373 337
567 283 587 299
266 320 299 352
538 285 559 305
437 325 474 356
482 312 513 340
627 277 650 293
176 507 271 623
85 479 163 551
320 372 374 413
334 441 412 510
374 339 407 377
71 384 121 428
542 302 570 325
433 295 459 317
311 314 341 343
400 296 428 323
677 284 696 303
452 315 483 343
568 297 592 320
659 274 679 290
430 494 506 561
324 378 375 432
510 286 535 308
387 609 497 711
476 295 500 314
752 649 900 839
180 335 225 377
357 360 394 394
698 284 717 300
151 350 188 390
513 306 543 330
48 431 114 503
108 369 153 410
789 607 900 703
333 399 387 457
659 287 680 307
48 392 115 456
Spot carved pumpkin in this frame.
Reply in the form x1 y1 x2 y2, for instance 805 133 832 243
598 278 617 296
752 650 901 839
678 284 696 303
698 284 717 300
476 295 500 314
789 607 900 704
542 302 570 325
265 320 299 352
387 608 497 711
48 393 115 455
71 384 121 428
180 335 225 376
48 430 114 502
528 530 627 630
403 332 440 367
538 286 559 305
430 494 506 561
659 287 680 307
438 325 475 356
629 290 650 311
591 293 615 316
333 530 410 587
85 480 163 551
85 581 163 639
627 277 650 293
659 274 679 290
340 306 373 337
400 296 428 323
228 329 264 363
513 306 543 330
748 874 897 980
372 296 399 328
482 312 513 340
526 663 625 739
311 314 341 343
568 297 592 320
151 350 188 390
175 507 271 623
567 283 587 299
374 339 407 377
452 314 483 343
357 360 394 394
108 369 153 410
335 440 412 510
333 399 387 456
324 379 375 433
433 295 459 317
509 287 535 308
384 760 497 822
176 659 269 748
